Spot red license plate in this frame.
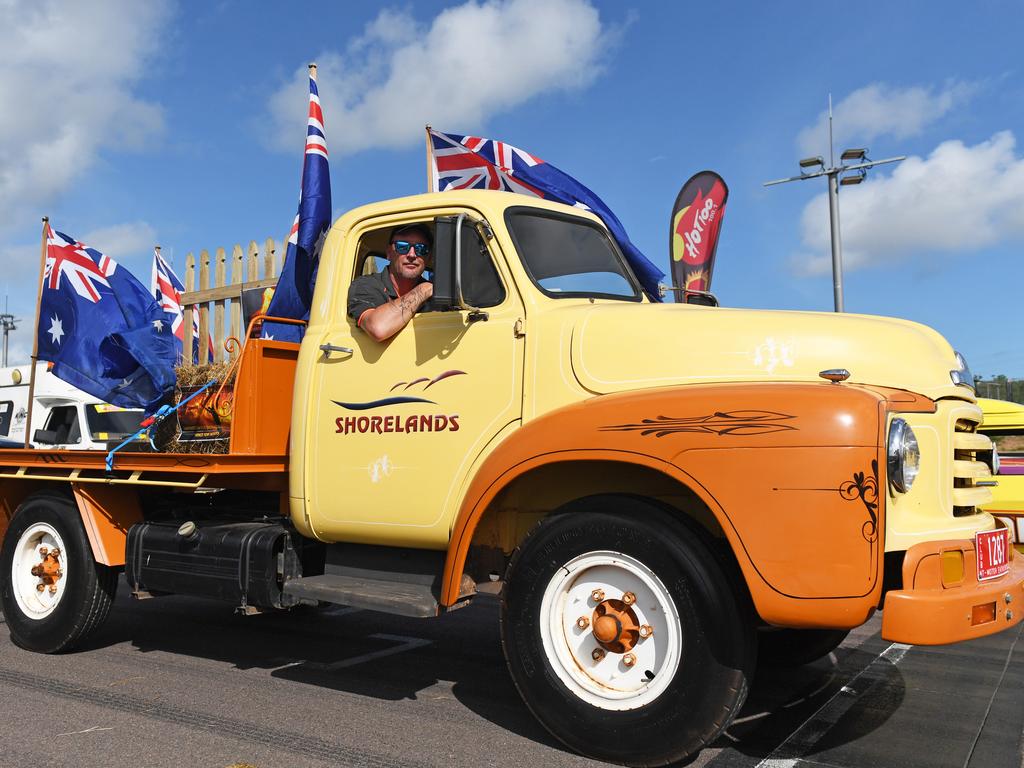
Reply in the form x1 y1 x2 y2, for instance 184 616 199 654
976 529 1010 581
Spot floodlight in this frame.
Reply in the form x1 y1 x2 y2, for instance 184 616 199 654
839 172 865 186
799 156 824 169
841 148 867 162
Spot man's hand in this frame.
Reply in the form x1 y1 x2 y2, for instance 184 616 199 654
359 282 433 342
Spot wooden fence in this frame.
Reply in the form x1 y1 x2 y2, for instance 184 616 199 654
176 237 285 365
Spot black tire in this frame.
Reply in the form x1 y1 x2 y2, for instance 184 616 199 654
500 496 755 767
758 628 849 667
0 490 118 653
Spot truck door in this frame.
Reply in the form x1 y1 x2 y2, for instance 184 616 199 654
307 211 525 548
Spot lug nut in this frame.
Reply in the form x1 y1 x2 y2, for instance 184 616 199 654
639 624 653 638
622 591 636 605
622 653 636 667
36 584 45 593
591 589 605 602
38 546 48 556
1006 593 1013 605
48 585 57 595
1008 610 1014 621
592 648 605 661
576 616 590 630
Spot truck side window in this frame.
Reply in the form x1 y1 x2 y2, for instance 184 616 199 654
42 406 81 445
0 401 12 436
459 220 505 308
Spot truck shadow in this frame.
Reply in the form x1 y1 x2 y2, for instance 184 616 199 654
712 644 906 763
84 587 904 764
88 588 570 755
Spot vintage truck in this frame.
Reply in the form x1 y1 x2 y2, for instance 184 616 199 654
1 191 1020 767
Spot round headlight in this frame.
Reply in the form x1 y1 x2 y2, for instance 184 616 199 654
887 418 920 493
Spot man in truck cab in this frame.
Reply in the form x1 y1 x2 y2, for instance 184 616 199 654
347 224 434 341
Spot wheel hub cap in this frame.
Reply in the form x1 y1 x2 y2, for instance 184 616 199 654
592 599 640 653
29 546 63 594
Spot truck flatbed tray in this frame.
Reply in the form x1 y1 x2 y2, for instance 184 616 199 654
0 449 288 491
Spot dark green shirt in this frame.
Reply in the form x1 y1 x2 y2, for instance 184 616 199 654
347 267 429 326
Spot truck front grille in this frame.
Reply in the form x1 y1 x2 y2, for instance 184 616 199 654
952 418 995 516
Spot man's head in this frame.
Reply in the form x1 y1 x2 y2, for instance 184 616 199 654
387 224 433 283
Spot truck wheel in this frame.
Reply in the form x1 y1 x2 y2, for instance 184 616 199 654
0 491 117 653
501 497 754 767
758 628 850 667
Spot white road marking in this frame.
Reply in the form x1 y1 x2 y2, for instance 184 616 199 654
755 642 912 768
274 633 432 672
57 725 114 737
319 634 432 671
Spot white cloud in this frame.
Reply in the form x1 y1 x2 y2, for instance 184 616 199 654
0 0 170 231
793 131 1024 275
797 82 976 157
266 0 608 156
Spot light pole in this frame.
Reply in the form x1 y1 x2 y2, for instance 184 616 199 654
765 99 905 312
0 313 16 367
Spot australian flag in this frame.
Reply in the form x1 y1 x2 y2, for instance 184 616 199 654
263 66 332 341
38 225 176 412
151 248 212 364
429 129 664 301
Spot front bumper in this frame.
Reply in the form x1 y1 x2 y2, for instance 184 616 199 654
881 535 1024 645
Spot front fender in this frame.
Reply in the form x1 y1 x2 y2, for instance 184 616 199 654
443 382 933 629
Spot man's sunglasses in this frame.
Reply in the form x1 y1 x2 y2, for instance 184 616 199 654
392 240 431 257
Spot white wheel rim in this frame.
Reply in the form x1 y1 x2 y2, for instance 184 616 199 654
10 522 68 620
539 550 682 711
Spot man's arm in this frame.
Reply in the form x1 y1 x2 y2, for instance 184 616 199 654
358 282 433 342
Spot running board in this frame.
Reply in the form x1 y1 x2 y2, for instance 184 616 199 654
282 574 441 617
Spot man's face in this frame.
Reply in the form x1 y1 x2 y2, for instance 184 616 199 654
388 230 431 282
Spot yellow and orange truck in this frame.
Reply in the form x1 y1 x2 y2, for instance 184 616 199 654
1 191 1020 767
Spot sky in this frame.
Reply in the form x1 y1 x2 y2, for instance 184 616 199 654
1 0 1022 378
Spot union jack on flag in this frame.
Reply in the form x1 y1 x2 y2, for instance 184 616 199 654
45 225 116 303
430 131 545 196
428 129 665 301
264 64 332 341
151 249 211 363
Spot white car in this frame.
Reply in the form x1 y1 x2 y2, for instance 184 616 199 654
0 364 145 450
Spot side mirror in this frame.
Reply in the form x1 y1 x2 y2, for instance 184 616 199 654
432 215 458 310
33 429 58 445
432 214 491 320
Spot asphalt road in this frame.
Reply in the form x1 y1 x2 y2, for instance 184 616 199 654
0 578 1021 768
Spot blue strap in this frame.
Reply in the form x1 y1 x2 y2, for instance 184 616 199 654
105 379 220 472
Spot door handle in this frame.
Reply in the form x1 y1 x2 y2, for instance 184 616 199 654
319 343 353 359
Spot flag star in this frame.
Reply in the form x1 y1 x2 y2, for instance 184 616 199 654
152 319 164 332
47 314 64 345
264 334 274 340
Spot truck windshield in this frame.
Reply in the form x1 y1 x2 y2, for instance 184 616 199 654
85 404 143 439
505 208 641 300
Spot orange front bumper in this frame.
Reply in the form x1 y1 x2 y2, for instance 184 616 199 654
881 535 1024 645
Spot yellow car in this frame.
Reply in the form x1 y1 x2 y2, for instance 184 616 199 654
979 397 1024 553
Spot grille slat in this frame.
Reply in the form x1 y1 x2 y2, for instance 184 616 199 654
951 417 993 515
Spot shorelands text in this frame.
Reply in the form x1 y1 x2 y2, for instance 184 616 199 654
335 414 460 435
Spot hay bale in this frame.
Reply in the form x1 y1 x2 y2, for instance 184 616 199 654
176 361 237 389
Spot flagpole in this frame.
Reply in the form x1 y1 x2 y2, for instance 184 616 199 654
425 124 434 193
25 217 49 448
